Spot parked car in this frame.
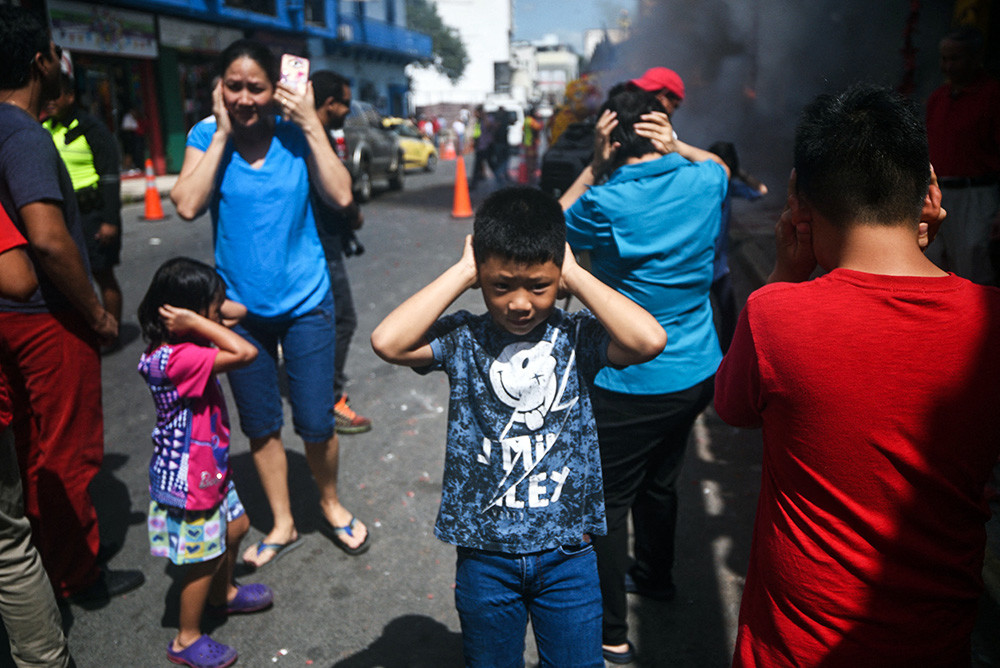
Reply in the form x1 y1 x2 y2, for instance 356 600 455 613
382 117 438 172
331 100 404 202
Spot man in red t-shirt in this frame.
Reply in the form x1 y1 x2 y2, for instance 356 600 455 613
925 26 1000 285
716 85 1000 667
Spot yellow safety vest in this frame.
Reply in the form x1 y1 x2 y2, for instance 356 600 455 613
43 117 100 191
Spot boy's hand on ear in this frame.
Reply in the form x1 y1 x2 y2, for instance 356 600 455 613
558 243 581 298
458 234 479 290
768 170 816 283
918 164 946 251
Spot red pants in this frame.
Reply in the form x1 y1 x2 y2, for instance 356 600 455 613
0 310 103 597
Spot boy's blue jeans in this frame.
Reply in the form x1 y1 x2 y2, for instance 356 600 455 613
454 542 603 668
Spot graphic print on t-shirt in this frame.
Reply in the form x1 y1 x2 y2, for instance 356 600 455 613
480 329 579 512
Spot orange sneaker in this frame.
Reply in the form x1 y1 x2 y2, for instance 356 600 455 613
334 395 372 434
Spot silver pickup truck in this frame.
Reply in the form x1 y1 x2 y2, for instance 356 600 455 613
330 100 405 202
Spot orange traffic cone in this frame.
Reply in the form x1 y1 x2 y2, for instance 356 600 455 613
441 139 457 161
452 155 473 219
142 159 165 221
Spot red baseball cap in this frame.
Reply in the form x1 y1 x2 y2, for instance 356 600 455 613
630 67 685 101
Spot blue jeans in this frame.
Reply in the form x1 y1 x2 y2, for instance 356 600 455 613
454 543 603 668
227 291 336 443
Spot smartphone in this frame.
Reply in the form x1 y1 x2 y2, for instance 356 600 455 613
280 54 309 94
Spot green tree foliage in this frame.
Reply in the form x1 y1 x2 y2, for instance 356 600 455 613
406 0 469 83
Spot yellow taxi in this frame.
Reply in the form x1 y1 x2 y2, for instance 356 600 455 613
382 117 438 171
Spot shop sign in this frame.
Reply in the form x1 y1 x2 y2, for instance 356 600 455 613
49 0 157 59
159 17 243 53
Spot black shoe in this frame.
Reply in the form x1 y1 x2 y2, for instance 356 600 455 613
602 641 635 665
67 568 145 604
625 570 676 601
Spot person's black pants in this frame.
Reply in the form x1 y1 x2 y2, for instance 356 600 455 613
590 376 715 645
326 256 357 400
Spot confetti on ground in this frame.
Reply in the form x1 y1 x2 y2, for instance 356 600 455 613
406 491 415 497
149 238 161 245
427 593 434 599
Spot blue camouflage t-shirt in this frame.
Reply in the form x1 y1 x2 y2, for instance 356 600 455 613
419 308 610 553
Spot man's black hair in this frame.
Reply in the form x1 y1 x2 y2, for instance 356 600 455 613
599 89 666 168
473 187 565 266
311 69 350 108
218 38 279 84
137 257 227 346
795 84 929 227
0 6 51 90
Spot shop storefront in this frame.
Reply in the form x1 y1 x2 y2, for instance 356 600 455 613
48 0 165 173
157 17 244 172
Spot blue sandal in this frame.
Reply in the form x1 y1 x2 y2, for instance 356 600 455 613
243 536 302 570
321 515 371 555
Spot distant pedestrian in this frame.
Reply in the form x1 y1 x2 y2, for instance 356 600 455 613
924 26 1000 285
452 116 467 155
138 257 270 668
471 106 493 188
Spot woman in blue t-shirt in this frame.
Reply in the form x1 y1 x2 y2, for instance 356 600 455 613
171 39 370 568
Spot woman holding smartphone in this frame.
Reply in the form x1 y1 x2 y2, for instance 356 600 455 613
171 38 370 569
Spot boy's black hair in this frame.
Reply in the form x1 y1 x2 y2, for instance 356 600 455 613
795 84 929 228
0 6 50 90
311 70 350 108
473 187 565 266
218 38 279 84
137 257 227 345
599 89 666 168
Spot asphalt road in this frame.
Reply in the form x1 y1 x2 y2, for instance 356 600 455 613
7 161 1000 667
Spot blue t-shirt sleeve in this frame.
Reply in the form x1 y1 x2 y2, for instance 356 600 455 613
1 128 65 212
187 118 216 151
567 309 613 381
565 194 611 251
415 310 471 375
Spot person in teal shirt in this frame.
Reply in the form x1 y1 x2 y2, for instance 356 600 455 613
561 89 729 663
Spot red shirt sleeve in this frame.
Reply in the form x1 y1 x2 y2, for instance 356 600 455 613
714 304 764 428
0 206 26 255
165 343 218 398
